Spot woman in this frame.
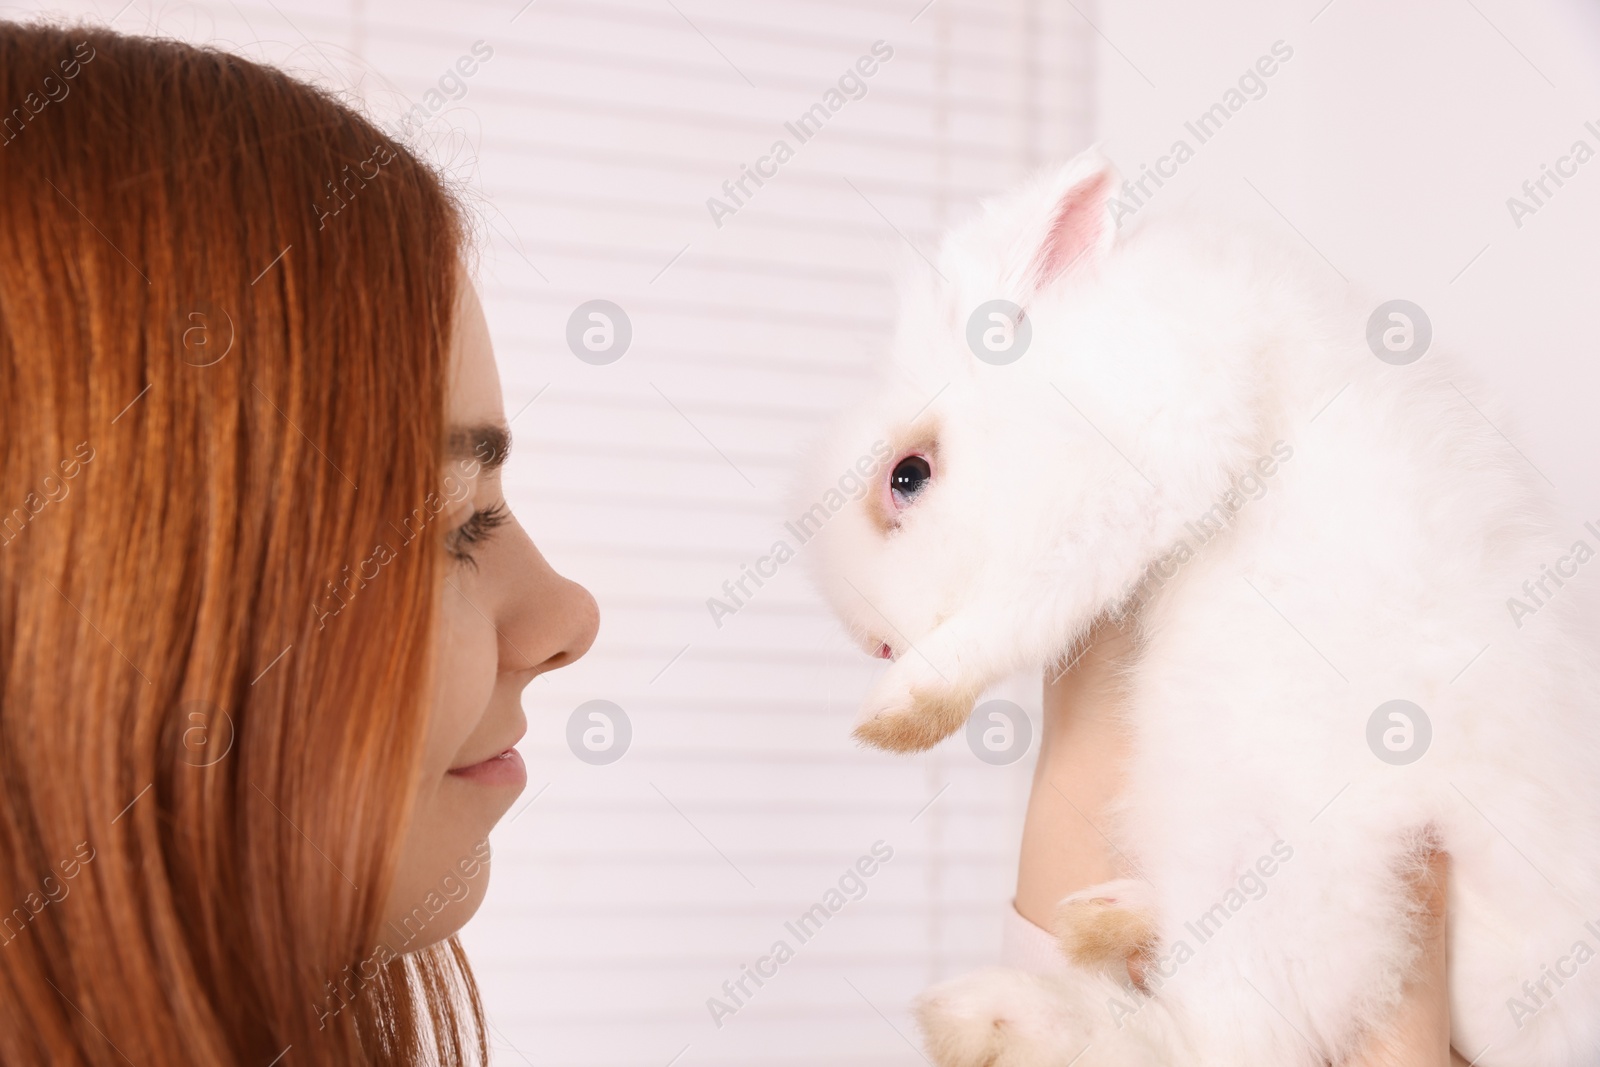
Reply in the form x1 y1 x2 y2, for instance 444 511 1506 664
0 22 595 1064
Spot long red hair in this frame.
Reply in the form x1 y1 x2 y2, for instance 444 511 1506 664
0 21 485 1064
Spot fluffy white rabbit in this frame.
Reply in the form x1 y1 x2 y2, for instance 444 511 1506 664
800 147 1600 1065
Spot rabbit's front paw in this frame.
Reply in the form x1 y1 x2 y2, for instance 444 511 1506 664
853 673 978 753
915 967 1075 1067
1054 878 1160 979
852 636 981 753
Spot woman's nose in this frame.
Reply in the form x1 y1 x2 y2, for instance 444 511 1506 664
500 547 599 678
529 572 598 675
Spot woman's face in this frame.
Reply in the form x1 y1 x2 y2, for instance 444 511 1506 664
379 276 598 952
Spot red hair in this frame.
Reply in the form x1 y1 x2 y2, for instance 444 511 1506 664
0 21 484 1064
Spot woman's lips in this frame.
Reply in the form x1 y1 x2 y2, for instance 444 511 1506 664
447 747 526 787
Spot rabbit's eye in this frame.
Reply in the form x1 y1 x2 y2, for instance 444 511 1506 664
889 454 932 509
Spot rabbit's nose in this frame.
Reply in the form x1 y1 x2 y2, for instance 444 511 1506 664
876 642 893 660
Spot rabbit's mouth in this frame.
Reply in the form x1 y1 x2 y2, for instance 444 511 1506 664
853 632 897 660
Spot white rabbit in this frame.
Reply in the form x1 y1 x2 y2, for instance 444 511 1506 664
800 147 1600 1065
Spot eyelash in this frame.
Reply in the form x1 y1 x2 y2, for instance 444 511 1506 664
446 501 510 569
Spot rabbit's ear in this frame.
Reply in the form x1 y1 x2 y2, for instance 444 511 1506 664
1022 150 1118 293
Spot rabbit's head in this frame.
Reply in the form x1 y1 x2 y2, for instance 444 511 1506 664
803 148 1281 752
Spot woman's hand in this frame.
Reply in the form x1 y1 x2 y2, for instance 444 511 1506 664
1014 616 1468 1066
1014 615 1139 926
1343 846 1467 1067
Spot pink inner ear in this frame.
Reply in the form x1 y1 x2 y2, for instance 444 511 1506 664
1029 169 1111 292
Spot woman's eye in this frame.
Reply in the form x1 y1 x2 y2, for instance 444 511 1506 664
446 501 511 568
889 454 932 509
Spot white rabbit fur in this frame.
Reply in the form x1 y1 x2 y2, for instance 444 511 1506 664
800 147 1600 1065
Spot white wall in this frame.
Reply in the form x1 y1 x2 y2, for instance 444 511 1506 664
1093 0 1600 522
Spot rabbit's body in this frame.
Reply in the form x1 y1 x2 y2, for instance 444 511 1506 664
803 150 1600 1065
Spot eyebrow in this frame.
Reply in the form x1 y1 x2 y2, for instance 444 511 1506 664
448 422 512 473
